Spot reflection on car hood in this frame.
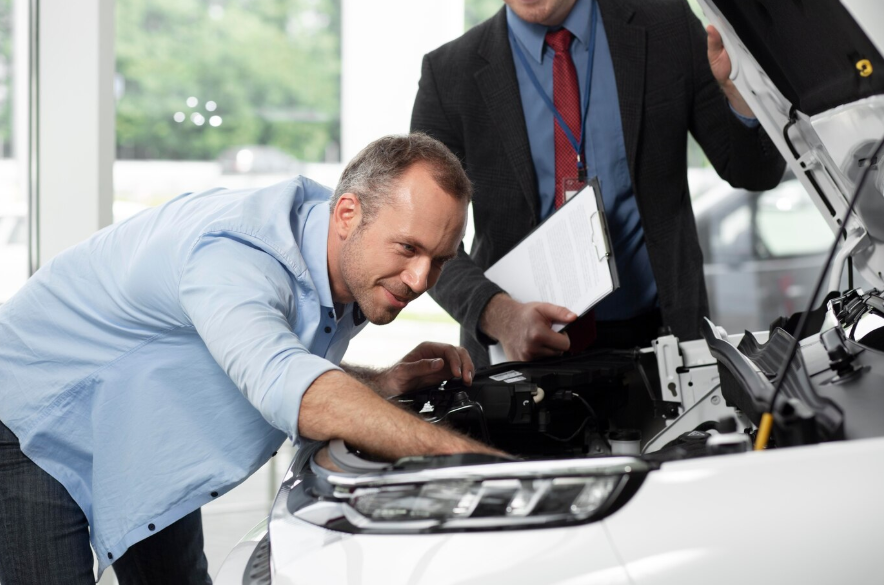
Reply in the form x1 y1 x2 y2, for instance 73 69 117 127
698 0 884 287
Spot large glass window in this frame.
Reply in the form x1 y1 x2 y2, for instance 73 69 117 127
757 180 831 258
0 0 30 304
114 0 343 211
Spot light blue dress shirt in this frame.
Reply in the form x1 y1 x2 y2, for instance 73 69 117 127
506 0 757 321
0 177 366 576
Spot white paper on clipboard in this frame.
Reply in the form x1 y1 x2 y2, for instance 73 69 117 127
484 178 619 363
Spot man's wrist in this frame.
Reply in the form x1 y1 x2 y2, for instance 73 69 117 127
719 78 755 119
479 293 513 342
341 363 387 395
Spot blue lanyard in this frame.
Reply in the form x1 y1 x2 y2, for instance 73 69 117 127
509 0 598 179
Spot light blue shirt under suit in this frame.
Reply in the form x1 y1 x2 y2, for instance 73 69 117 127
506 0 758 320
0 177 366 576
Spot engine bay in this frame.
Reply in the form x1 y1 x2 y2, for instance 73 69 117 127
394 350 654 459
319 287 884 473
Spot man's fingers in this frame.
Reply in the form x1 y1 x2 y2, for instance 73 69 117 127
456 345 474 384
541 329 571 353
500 303 573 361
509 333 568 361
530 344 569 359
520 325 570 358
535 303 578 325
423 357 445 372
706 24 723 54
440 344 464 378
444 345 474 383
402 341 442 363
396 343 475 388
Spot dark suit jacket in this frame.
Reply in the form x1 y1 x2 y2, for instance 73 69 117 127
411 0 785 368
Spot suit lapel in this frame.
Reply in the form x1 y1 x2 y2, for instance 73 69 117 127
475 9 539 221
598 0 645 184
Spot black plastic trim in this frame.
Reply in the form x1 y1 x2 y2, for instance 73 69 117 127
241 532 271 585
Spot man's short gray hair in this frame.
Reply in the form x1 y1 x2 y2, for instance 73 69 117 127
331 133 472 224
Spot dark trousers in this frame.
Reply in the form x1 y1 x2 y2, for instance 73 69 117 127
0 420 212 585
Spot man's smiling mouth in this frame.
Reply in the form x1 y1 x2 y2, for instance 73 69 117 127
383 287 413 308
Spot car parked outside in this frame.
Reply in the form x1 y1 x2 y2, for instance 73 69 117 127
693 176 837 333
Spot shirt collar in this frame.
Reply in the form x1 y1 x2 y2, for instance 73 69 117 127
299 200 334 309
506 0 593 64
334 301 366 326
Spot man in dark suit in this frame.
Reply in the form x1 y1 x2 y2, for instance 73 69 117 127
411 0 785 368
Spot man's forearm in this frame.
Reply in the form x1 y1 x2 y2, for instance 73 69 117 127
340 363 393 397
299 370 503 460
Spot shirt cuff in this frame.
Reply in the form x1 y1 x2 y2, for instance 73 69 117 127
729 102 760 128
266 353 343 441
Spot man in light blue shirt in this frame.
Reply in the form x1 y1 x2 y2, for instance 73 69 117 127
0 134 499 584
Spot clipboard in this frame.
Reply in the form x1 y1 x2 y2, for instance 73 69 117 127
484 178 619 363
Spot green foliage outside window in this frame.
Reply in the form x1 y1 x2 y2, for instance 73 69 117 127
116 0 341 162
465 0 502 31
0 0 12 158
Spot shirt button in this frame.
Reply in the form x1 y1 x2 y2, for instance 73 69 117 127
148 523 156 531
108 552 114 560
211 491 219 498
324 326 332 334
328 310 334 319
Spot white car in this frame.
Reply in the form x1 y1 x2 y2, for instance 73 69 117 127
217 1 884 583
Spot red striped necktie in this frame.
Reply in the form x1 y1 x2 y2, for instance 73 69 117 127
545 27 582 210
545 27 596 351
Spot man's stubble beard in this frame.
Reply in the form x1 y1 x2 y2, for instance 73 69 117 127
339 227 400 326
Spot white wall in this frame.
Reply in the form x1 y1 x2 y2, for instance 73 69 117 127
340 0 465 160
37 0 115 265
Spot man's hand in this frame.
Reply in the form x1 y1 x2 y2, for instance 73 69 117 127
480 293 576 362
377 342 475 397
706 24 755 118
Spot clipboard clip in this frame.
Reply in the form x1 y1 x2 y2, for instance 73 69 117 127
590 211 611 260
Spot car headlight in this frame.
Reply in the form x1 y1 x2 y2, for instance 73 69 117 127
351 475 620 523
290 457 647 534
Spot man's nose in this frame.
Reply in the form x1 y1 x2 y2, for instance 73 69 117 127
402 257 431 295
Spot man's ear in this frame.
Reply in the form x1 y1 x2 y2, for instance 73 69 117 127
332 193 362 239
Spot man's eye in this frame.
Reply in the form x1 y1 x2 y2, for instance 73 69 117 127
400 243 415 253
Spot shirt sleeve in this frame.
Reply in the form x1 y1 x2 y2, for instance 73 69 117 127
178 233 340 440
728 102 760 128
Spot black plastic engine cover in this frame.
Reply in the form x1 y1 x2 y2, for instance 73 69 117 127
395 350 644 457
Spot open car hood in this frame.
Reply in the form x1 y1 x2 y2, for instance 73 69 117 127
698 0 884 289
